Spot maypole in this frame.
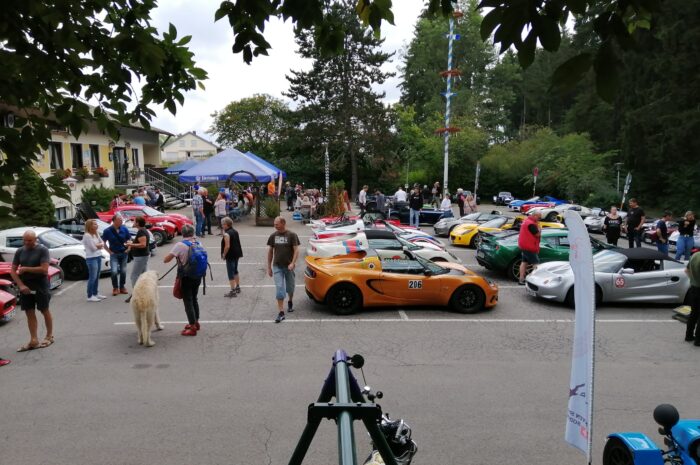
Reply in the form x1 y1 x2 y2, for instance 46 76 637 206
435 4 463 196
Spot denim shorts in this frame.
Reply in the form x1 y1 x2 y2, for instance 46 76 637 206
272 265 295 300
226 258 239 280
521 250 540 264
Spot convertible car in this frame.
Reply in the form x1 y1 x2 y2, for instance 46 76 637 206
476 228 611 280
526 204 594 221
433 211 505 237
304 250 498 315
450 216 565 248
97 205 186 235
509 196 566 212
493 192 514 206
386 204 446 226
525 248 691 306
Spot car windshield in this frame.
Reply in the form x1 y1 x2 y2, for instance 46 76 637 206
368 238 402 250
396 236 421 251
481 217 508 229
593 250 627 273
411 252 450 275
141 206 163 216
499 192 511 196
39 230 81 248
462 213 481 220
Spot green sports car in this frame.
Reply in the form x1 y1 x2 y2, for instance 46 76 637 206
475 228 611 280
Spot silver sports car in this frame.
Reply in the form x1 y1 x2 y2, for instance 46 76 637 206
433 211 504 237
525 248 690 306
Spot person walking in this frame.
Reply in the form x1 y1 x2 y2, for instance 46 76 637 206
266 217 300 323
675 211 696 261
214 193 228 233
82 219 106 302
126 216 150 303
102 214 131 296
408 186 422 228
684 250 700 345
11 230 54 352
440 194 454 218
655 211 672 255
163 225 204 336
192 188 205 238
221 217 243 298
358 185 368 216
456 188 465 217
603 206 623 246
517 211 542 285
624 198 645 248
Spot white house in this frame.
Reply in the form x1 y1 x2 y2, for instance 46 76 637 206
161 131 220 163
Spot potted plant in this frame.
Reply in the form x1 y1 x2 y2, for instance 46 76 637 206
75 166 90 181
256 195 280 226
93 166 109 178
53 168 72 180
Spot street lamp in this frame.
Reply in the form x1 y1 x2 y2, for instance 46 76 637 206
614 162 623 194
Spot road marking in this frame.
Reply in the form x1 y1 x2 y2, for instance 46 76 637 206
398 310 409 320
54 280 81 296
114 318 677 325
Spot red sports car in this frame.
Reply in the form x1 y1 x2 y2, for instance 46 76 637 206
0 279 17 323
0 261 64 291
520 202 555 213
97 205 190 235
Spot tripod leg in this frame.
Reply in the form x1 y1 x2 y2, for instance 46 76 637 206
288 417 322 465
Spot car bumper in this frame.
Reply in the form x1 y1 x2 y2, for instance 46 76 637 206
49 273 63 290
433 225 451 236
449 234 471 246
524 277 568 302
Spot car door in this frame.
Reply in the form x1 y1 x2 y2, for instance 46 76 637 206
0 235 22 262
611 259 675 302
538 235 565 262
379 259 442 304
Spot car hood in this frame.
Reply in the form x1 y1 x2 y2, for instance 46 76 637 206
530 261 573 277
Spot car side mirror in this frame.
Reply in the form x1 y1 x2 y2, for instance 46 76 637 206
424 269 433 276
621 268 635 274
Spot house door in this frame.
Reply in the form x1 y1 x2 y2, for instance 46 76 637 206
113 147 128 185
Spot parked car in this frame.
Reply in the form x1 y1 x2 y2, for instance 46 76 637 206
57 217 160 250
525 248 691 306
97 205 188 235
385 204 446 226
643 221 679 244
668 230 700 254
476 228 611 280
450 216 565 248
0 261 63 291
527 204 594 222
0 227 110 280
584 210 627 234
304 249 498 315
0 278 17 323
493 192 514 206
433 211 505 237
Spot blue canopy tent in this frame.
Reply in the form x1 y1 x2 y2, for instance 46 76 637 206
178 148 282 183
244 151 286 180
164 159 200 174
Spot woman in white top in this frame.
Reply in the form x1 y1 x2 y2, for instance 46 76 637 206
440 194 454 218
214 193 228 234
82 219 106 302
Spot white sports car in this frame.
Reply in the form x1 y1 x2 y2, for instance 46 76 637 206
307 230 460 263
0 227 110 280
525 248 690 306
527 204 594 222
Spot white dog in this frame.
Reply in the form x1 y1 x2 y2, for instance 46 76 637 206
130 270 163 347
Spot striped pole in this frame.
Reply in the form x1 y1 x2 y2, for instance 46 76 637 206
443 14 455 195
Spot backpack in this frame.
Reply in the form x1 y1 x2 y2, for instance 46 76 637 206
180 240 209 278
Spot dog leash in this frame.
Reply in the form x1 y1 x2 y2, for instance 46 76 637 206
159 263 178 281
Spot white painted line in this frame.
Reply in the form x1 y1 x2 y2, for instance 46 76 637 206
114 318 677 325
398 310 409 320
54 280 81 296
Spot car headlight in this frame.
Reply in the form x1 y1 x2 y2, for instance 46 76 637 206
542 277 562 285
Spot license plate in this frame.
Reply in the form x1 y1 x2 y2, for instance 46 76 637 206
526 286 536 297
476 250 484 258
1 307 16 322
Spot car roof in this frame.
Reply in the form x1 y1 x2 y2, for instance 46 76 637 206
1 227 55 236
541 228 567 236
616 247 682 262
365 229 398 240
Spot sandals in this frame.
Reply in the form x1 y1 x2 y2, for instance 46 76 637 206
39 336 55 348
17 336 54 352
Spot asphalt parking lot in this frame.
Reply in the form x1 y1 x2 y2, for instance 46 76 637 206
1 206 696 465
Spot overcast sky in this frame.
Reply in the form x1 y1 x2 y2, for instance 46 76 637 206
148 0 428 142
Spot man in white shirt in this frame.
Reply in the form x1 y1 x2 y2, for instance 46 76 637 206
358 185 368 216
394 186 407 203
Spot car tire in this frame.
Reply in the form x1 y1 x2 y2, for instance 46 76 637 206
470 233 481 249
508 258 532 281
152 231 166 246
61 256 88 280
602 438 634 465
327 283 363 315
449 284 486 314
546 212 558 222
565 285 603 308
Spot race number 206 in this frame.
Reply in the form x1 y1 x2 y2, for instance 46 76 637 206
408 280 423 289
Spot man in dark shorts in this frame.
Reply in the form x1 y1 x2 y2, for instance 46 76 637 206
517 211 542 285
625 198 646 248
266 216 300 323
221 217 243 297
10 230 54 352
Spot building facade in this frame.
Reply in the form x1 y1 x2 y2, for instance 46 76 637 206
161 131 219 163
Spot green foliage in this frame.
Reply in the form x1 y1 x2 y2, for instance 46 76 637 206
81 185 120 212
326 181 346 217
261 196 280 218
12 170 56 226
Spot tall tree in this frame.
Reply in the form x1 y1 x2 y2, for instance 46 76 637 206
12 170 55 226
284 0 394 197
208 94 289 155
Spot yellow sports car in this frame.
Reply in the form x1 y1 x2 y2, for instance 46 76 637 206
304 250 498 315
450 216 564 247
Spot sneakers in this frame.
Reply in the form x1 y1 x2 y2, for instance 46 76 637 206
0 358 10 367
224 289 237 298
275 312 285 323
287 300 294 313
685 335 695 342
112 288 119 296
87 296 101 302
235 286 241 294
194 321 200 331
518 281 525 286
96 294 107 300
181 325 197 336
119 288 129 295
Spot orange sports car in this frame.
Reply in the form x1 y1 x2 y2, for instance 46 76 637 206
304 250 498 315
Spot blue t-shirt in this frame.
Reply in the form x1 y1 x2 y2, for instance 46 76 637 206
101 225 131 253
133 196 146 206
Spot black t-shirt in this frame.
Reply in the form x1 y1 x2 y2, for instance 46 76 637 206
656 220 668 241
409 192 422 210
604 216 622 232
221 228 243 260
678 219 696 236
203 195 214 214
13 244 50 288
626 207 645 229
131 229 150 257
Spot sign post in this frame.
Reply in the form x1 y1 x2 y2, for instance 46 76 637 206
620 172 632 209
324 143 330 198
474 161 481 198
533 167 539 197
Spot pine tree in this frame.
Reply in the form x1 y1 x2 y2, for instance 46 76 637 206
13 170 56 226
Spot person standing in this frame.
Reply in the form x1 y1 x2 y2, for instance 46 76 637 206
394 186 407 204
82 219 106 302
431 182 441 208
164 225 203 336
342 188 352 212
133 191 146 206
602 206 623 246
517 211 542 285
102 214 131 296
624 198 645 248
675 211 696 261
221 217 243 298
422 185 431 203
375 189 386 214
456 188 465 217
155 188 165 212
655 211 672 255
267 178 276 198
191 188 204 238
358 185 369 216
214 193 228 233
408 187 422 228
440 194 454 218
11 230 54 352
684 251 700 346
266 217 300 323
202 189 214 235
126 216 150 303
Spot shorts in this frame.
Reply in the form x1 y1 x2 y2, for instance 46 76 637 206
521 250 540 264
20 285 51 311
272 265 295 300
226 258 239 280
